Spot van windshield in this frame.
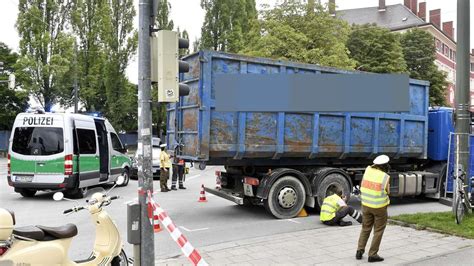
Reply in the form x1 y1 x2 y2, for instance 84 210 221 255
12 127 64 156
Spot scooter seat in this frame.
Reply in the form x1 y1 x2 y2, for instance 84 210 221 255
13 226 45 241
36 224 78 240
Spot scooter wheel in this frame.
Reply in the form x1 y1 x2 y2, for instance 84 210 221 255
111 249 128 266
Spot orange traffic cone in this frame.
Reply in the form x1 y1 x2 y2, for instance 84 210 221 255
198 184 208 202
153 215 162 233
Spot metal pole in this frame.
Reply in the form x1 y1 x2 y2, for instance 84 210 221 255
73 43 79 113
454 0 470 199
138 0 154 264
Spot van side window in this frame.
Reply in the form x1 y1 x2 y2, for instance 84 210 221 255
111 133 124 151
77 129 97 154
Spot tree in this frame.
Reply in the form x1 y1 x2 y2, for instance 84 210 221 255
70 0 108 112
101 0 138 131
401 29 448 106
200 0 257 53
15 0 75 111
242 1 355 69
347 24 407 73
0 43 28 130
155 0 173 30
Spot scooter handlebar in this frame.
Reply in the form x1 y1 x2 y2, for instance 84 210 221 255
63 206 85 214
110 196 120 200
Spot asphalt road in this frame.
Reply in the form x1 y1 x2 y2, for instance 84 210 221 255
0 158 451 262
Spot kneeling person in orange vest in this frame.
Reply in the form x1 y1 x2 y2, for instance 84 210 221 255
320 188 362 226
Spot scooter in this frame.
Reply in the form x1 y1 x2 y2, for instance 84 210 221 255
0 176 128 265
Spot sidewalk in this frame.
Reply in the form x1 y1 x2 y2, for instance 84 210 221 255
156 224 474 265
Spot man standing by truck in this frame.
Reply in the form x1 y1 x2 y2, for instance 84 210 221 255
320 187 363 226
159 144 172 192
356 155 391 263
171 144 186 190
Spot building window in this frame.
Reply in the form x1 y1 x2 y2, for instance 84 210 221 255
435 39 441 52
471 63 474 72
444 45 449 57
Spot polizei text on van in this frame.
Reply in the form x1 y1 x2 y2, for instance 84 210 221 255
22 117 54 126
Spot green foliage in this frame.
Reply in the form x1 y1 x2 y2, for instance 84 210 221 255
0 43 28 130
71 0 108 112
242 1 355 69
155 0 174 30
401 29 448 106
15 0 75 111
347 24 407 73
391 212 474 239
200 0 257 53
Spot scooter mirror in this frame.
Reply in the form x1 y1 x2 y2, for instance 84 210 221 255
53 192 64 201
116 175 125 186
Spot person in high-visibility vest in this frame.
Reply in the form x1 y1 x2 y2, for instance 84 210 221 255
356 154 391 263
159 144 172 192
320 187 363 226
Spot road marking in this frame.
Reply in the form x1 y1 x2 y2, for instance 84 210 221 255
186 174 201 181
179 226 209 232
277 219 301 224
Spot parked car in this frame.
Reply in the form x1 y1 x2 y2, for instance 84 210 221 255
130 137 161 180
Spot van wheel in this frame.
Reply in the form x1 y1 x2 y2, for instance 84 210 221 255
111 249 128 266
118 169 130 187
19 189 37 198
65 187 86 199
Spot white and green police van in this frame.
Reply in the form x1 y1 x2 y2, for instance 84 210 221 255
7 111 131 198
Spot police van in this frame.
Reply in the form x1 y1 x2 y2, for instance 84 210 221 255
7 110 131 198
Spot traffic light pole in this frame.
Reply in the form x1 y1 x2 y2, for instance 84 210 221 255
455 0 470 199
138 0 155 265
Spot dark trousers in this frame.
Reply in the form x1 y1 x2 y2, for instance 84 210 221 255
323 206 358 225
171 164 185 188
357 205 388 256
160 168 170 190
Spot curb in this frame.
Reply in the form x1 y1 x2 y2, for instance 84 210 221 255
388 218 474 240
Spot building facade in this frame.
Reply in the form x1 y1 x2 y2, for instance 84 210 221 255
337 0 474 109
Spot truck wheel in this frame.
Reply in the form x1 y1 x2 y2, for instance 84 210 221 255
264 176 306 219
19 189 37 198
316 173 351 208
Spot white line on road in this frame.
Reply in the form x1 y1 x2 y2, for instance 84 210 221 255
186 174 201 181
277 219 301 224
179 226 209 232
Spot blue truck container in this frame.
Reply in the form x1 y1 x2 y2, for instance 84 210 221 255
167 51 464 219
167 50 429 165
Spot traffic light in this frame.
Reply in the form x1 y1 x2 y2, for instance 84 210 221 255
151 30 190 103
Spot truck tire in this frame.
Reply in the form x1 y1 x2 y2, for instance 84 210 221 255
316 173 351 208
264 176 306 219
19 189 36 198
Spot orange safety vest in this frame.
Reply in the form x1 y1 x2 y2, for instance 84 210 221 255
360 166 390 208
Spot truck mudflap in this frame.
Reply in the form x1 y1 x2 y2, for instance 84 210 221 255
204 187 244 205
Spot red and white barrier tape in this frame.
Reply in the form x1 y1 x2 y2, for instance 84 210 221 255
147 191 208 266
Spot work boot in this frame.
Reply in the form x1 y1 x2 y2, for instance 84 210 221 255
171 186 177 190
179 186 186 189
338 221 352 226
356 250 364 260
161 189 169 192
166 187 171 192
368 255 384 263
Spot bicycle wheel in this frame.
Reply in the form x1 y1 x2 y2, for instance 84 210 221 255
455 194 465 224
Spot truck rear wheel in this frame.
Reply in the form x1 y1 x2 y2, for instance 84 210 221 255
264 176 306 219
316 173 351 208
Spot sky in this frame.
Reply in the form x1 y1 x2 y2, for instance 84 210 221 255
0 0 472 85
